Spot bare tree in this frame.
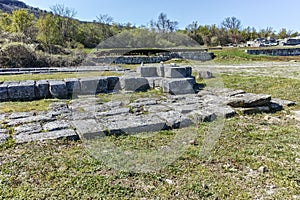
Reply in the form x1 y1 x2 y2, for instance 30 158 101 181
150 13 178 33
50 4 77 18
97 14 113 25
221 16 242 31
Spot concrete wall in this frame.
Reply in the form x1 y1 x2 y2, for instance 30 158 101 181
246 48 300 56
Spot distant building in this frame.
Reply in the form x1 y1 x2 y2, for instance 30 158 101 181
247 37 277 47
279 36 300 46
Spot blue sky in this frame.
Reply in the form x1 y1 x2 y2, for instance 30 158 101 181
22 0 300 32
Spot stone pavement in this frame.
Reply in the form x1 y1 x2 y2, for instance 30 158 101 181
0 87 295 145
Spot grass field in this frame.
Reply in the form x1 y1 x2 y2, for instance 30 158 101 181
211 48 300 64
0 71 122 82
1 73 299 199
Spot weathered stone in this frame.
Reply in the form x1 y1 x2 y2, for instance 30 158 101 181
157 110 194 129
157 65 165 77
198 71 214 79
35 80 50 99
271 98 296 107
226 93 271 108
7 115 54 127
269 102 283 112
138 66 159 77
0 82 9 101
162 78 196 94
145 77 163 88
72 119 105 140
43 120 70 131
96 107 130 117
103 114 168 135
49 80 68 99
106 76 120 91
239 106 270 115
14 129 79 143
164 66 192 78
79 77 108 95
188 110 217 123
145 104 172 113
14 123 42 135
8 80 36 101
120 77 150 92
8 112 35 119
0 133 9 145
64 78 80 97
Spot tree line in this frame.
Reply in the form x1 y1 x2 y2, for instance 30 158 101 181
0 4 298 50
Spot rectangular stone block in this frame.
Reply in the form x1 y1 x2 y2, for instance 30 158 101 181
164 66 192 78
96 77 108 94
35 80 50 99
49 80 68 99
64 78 80 97
106 76 120 91
157 65 165 77
120 77 150 92
8 80 36 101
80 77 108 95
104 114 168 135
0 82 9 101
14 129 79 144
145 77 163 88
138 66 159 77
162 78 196 95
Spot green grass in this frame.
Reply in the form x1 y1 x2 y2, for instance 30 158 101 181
0 74 300 199
211 48 300 64
0 71 122 82
0 99 60 113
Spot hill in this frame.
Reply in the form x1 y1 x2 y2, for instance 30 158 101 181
0 0 43 16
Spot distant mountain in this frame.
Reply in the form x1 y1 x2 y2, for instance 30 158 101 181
0 0 45 16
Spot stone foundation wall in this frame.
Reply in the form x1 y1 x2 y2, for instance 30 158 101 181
92 51 214 64
246 48 300 56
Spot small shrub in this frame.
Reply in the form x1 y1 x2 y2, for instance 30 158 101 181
0 42 37 68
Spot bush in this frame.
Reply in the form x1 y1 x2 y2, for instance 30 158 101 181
0 42 37 68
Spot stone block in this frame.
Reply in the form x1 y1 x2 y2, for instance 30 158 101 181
198 71 214 79
157 110 194 129
138 66 159 77
14 123 42 135
162 78 196 95
157 65 165 77
8 80 36 101
43 120 70 131
188 110 217 123
145 77 163 88
106 76 120 91
103 114 168 135
49 80 68 99
227 93 271 108
164 66 192 78
0 82 9 101
79 77 108 95
35 80 50 99
72 119 105 140
120 77 150 92
14 129 79 143
64 78 80 97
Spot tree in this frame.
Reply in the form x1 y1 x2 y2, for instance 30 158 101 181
258 27 275 38
96 14 114 40
10 9 35 38
36 14 60 52
0 12 12 32
221 16 242 44
50 4 78 47
150 13 178 33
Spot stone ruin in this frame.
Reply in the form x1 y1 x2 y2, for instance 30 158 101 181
0 64 297 145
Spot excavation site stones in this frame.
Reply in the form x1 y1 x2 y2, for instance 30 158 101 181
0 64 296 145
